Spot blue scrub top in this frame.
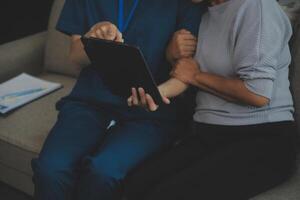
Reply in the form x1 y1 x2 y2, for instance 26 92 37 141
57 0 204 82
56 0 205 120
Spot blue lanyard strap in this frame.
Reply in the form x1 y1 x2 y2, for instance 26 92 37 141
118 0 140 33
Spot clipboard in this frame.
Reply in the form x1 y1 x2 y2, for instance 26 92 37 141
81 37 164 105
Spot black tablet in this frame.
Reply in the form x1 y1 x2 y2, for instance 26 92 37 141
81 37 164 105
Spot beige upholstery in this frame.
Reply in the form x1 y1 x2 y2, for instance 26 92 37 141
0 73 75 195
44 0 79 77
0 0 299 198
0 73 75 153
0 32 47 83
291 21 300 135
252 162 300 200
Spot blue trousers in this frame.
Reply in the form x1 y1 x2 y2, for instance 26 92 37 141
31 68 175 200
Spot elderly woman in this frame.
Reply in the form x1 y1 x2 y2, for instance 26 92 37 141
127 0 298 199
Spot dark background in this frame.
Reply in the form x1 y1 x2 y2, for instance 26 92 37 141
0 0 54 44
0 0 286 45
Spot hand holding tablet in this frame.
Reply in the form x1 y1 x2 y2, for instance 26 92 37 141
127 87 171 112
81 37 165 107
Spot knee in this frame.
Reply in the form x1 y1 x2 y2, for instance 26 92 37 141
83 155 125 188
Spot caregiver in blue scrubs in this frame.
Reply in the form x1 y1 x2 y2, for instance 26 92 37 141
31 0 204 200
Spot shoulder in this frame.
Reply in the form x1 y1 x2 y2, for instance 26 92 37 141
235 0 290 19
233 0 261 16
233 0 291 29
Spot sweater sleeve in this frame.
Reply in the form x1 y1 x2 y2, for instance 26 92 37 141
232 0 292 100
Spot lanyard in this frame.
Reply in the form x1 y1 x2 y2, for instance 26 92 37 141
118 0 140 33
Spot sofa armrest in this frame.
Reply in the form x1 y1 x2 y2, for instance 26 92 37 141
0 31 47 83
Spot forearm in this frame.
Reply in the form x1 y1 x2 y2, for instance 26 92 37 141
193 72 269 107
195 80 237 103
69 38 91 68
166 51 176 66
159 78 189 98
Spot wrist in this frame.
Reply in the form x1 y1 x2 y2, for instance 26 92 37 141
166 47 177 64
190 72 201 86
158 84 168 97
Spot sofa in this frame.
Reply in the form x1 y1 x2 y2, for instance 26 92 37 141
0 0 299 199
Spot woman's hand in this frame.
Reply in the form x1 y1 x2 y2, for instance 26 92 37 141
166 29 197 64
171 59 270 107
127 87 171 112
171 58 201 85
85 21 124 42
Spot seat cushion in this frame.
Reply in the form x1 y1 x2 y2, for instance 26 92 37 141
0 72 75 195
251 157 300 200
44 0 80 77
291 20 300 136
0 72 75 154
280 1 300 137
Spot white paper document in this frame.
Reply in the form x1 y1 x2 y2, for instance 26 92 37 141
0 73 62 114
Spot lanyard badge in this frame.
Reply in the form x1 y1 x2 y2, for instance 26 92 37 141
118 0 140 33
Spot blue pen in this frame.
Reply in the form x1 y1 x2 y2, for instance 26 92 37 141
0 88 46 101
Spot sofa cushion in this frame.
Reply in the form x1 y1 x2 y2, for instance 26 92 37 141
0 139 37 178
0 160 34 196
0 72 75 196
280 0 300 137
0 72 75 154
280 0 300 22
44 0 80 77
251 156 300 200
290 16 300 137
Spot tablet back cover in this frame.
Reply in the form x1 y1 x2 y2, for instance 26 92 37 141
81 37 163 105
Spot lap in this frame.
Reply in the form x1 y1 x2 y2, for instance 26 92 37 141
35 101 113 169
84 120 174 178
35 100 174 177
125 133 208 199
146 136 295 200
125 122 298 200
